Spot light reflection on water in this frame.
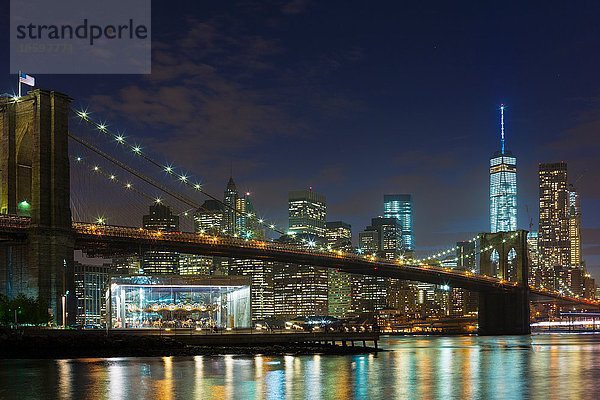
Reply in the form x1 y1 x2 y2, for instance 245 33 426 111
1 334 600 400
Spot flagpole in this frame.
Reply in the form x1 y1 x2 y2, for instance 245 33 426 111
18 70 21 97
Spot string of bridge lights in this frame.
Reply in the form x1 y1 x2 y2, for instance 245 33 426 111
72 154 258 238
72 108 527 264
71 156 538 281
414 234 480 264
71 151 600 298
71 155 197 224
74 153 351 249
413 232 521 265
73 108 286 236
69 132 212 213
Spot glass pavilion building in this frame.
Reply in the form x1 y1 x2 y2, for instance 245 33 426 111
107 275 251 329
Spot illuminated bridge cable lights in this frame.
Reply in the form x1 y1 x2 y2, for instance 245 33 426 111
77 155 265 237
73 108 287 236
72 155 204 227
415 234 480 263
414 232 520 267
69 133 209 213
76 156 152 201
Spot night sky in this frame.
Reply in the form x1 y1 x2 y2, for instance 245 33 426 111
2 2 600 277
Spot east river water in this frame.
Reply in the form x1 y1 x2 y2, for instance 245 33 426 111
1 334 599 399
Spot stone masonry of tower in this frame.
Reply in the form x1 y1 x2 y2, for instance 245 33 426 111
0 90 75 323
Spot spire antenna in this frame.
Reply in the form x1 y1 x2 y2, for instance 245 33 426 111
500 104 505 154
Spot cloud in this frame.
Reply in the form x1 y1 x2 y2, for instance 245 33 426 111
86 14 363 167
73 9 367 236
545 98 600 198
281 0 312 14
583 228 600 255
87 19 296 161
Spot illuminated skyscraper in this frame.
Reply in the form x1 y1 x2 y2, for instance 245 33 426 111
74 262 110 326
353 217 402 315
273 262 329 317
273 188 328 317
326 221 353 318
191 199 224 275
539 162 570 269
383 194 414 252
490 105 517 233
354 227 387 314
527 231 542 286
357 229 378 255
235 192 251 237
568 184 582 268
194 200 224 235
178 254 213 276
454 241 478 316
223 177 239 236
142 202 180 274
229 258 274 320
112 255 141 275
325 221 352 251
205 180 273 314
236 192 265 240
288 189 327 239
142 202 179 232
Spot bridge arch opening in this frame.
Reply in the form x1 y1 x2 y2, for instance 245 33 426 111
507 248 517 282
490 249 500 279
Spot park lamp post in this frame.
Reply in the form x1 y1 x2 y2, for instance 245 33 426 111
62 258 68 328
62 290 69 329
9 307 21 328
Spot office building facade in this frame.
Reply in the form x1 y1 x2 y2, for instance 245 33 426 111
568 184 582 268
490 153 517 233
353 217 404 315
194 199 225 235
142 203 180 274
383 194 414 252
222 177 239 236
273 263 329 317
273 189 328 317
288 189 327 239
325 221 353 318
539 162 571 269
228 258 275 321
74 262 111 326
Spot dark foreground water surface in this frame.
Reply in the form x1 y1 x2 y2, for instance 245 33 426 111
2 334 599 399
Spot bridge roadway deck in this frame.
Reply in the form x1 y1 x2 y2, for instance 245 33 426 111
1 217 599 305
72 222 520 293
529 288 600 307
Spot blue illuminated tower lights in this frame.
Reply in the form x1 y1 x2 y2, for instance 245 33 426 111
489 103 517 233
500 104 505 154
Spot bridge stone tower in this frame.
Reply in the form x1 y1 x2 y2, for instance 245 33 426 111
478 230 530 335
0 90 74 323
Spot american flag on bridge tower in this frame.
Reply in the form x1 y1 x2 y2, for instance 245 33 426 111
19 72 35 87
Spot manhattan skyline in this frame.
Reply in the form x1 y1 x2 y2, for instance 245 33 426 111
4 3 600 398
3 1 599 277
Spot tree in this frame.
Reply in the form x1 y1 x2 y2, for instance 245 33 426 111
0 294 51 326
0 294 8 324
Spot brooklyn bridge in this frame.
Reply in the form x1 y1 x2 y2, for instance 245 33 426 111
0 89 597 335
